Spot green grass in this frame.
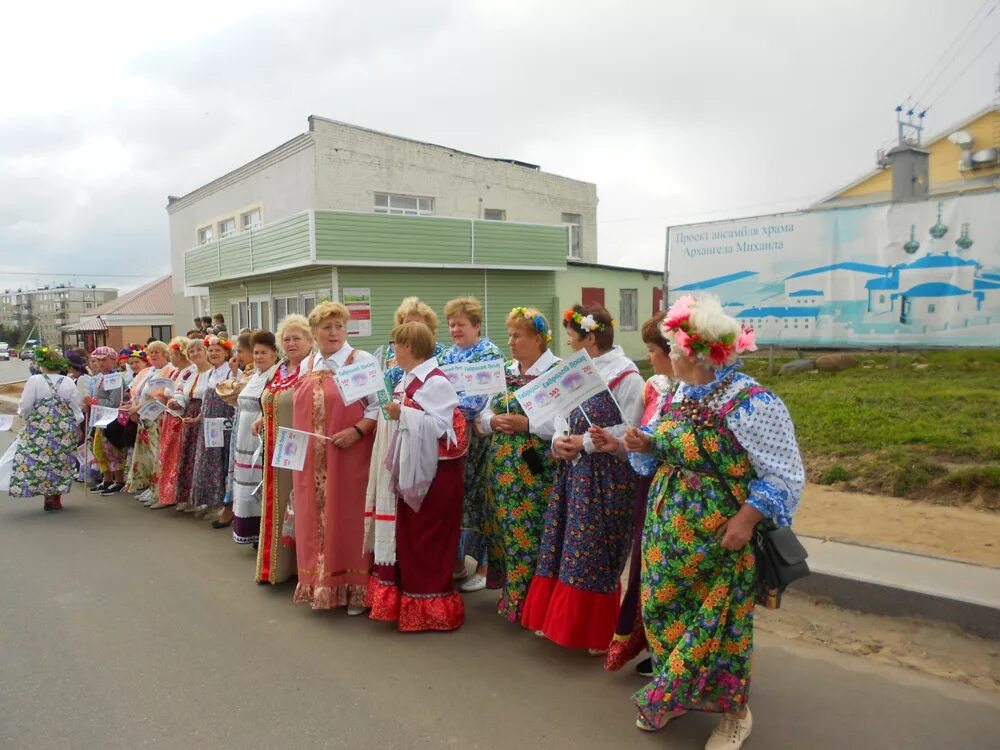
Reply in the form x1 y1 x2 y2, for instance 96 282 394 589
632 349 1000 506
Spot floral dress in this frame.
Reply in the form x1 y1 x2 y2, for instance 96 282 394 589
9 375 79 498
440 337 504 567
634 366 803 727
482 367 558 622
191 369 236 508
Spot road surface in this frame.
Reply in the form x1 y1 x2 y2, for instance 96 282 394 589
0 358 30 385
1 433 998 749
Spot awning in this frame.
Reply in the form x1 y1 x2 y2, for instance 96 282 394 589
62 317 108 332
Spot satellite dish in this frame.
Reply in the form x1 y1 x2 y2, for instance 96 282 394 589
948 130 973 146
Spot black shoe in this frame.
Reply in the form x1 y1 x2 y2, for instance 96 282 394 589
635 657 653 678
90 481 109 492
211 519 232 529
99 482 125 496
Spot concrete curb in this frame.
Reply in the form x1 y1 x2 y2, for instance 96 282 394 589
793 535 1000 640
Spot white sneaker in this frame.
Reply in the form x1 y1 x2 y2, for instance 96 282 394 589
705 708 752 750
459 573 487 592
137 489 153 502
346 605 367 616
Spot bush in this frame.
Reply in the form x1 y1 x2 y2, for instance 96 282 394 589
819 466 851 484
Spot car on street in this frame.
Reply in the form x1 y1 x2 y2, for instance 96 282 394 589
0 343 9 361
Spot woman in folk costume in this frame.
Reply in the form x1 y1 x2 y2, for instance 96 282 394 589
381 297 446 390
521 304 645 653
291 302 378 613
214 331 255 529
478 307 560 622
623 294 803 750
125 342 174 505
368 321 468 632
165 338 213 512
8 347 83 511
230 331 279 544
252 315 312 584
190 335 237 518
593 312 675 675
438 296 505 592
151 337 193 509
86 346 126 495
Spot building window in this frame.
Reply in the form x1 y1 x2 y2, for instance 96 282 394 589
248 299 270 331
483 208 506 221
879 294 886 304
928 304 936 314
562 213 582 259
272 296 300 323
374 193 434 216
619 288 638 331
198 226 214 245
242 209 262 231
301 294 317 316
219 218 236 238
151 325 172 342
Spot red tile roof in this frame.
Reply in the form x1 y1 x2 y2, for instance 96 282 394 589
88 275 174 317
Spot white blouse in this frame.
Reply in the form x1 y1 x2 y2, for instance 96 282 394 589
396 357 458 441
19 373 84 424
173 365 212 408
477 349 561 440
578 346 645 455
310 345 381 421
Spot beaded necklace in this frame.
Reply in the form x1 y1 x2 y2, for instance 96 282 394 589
674 370 738 429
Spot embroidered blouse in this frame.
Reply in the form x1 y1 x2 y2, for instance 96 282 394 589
396 357 459 441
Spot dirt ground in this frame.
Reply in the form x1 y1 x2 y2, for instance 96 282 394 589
796 484 1000 567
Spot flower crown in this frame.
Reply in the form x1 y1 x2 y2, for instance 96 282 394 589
34 346 67 372
169 342 182 351
660 295 757 367
510 306 552 343
563 308 613 333
206 336 234 351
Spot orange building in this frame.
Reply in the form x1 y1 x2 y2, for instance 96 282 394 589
62 276 174 351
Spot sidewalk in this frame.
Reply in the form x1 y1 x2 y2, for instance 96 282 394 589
795 535 1000 639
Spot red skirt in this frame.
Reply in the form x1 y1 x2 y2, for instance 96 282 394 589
367 457 465 632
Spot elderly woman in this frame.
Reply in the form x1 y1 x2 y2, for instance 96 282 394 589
382 296 445 390
125 341 174 505
290 302 378 613
87 346 126 495
592 311 675 674
152 337 194 509
253 314 312 585
623 294 803 750
166 338 213 512
230 331 279 544
215 331 255 529
190 335 236 517
478 307 560 622
521 304 644 653
368 321 466 632
439 296 504 591
8 347 83 511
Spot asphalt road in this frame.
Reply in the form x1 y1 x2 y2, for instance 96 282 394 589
1 432 998 750
0 358 30 385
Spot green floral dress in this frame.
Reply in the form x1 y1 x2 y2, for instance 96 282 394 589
634 387 760 725
10 375 79 498
483 368 558 622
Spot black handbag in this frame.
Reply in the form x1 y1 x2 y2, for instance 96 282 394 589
692 429 809 608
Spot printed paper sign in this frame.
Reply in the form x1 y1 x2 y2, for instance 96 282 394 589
439 363 466 390
203 418 226 448
460 360 506 396
91 405 120 428
101 372 122 391
514 350 606 423
334 360 386 405
143 378 175 401
138 400 166 421
271 427 310 471
343 288 372 338
0 414 14 431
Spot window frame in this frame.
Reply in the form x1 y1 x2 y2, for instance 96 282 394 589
241 209 262 231
197 226 214 245
562 213 582 259
483 208 506 221
619 288 638 331
373 192 434 216
218 218 237 239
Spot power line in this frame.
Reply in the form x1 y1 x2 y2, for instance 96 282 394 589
905 0 997 109
924 25 1000 111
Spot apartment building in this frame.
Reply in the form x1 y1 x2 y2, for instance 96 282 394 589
0 284 117 344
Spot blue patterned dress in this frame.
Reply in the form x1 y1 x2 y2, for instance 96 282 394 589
440 337 504 566
521 373 643 650
383 342 446 390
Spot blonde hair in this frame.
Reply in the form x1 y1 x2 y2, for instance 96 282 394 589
394 296 438 333
146 340 169 355
308 301 350 329
443 296 483 328
168 336 190 352
276 314 313 345
185 337 206 354
391 321 436 360
505 307 551 350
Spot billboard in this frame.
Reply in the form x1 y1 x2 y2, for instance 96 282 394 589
666 191 1000 347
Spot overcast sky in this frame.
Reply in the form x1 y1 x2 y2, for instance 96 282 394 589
1 0 997 295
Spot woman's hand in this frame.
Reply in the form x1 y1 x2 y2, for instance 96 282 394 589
229 355 240 376
182 415 202 425
588 425 619 454
251 416 263 436
491 414 529 435
717 505 764 551
330 427 361 450
385 401 401 421
623 427 651 454
166 399 182 411
553 434 584 461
